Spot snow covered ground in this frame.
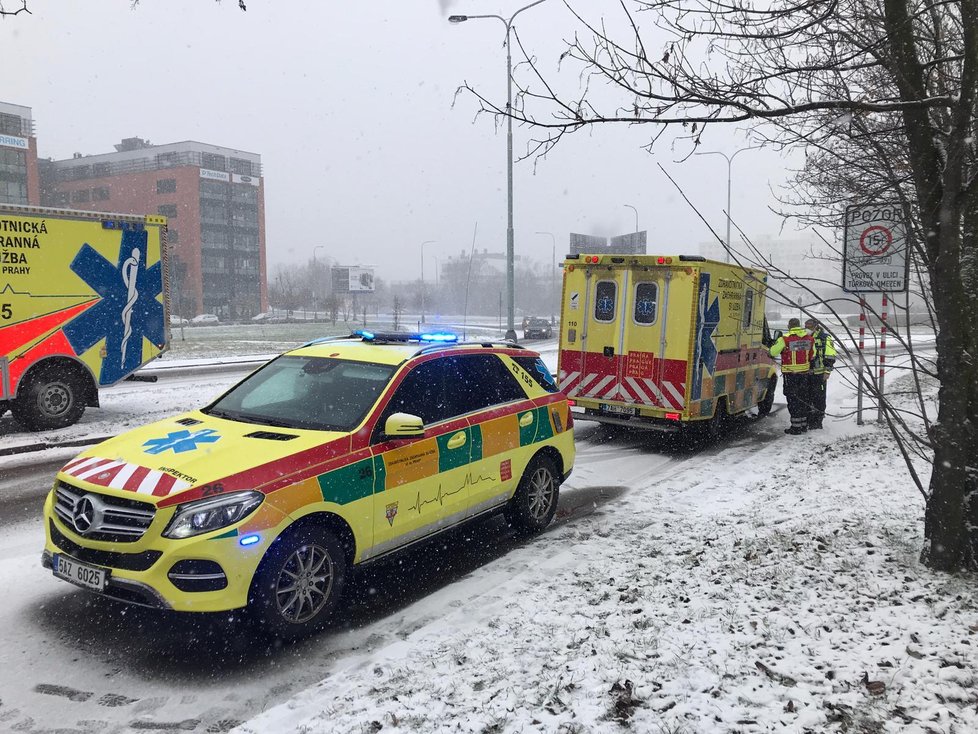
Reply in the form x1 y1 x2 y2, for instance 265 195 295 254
1 325 973 734
237 375 977 733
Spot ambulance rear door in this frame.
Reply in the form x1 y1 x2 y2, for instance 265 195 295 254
617 267 686 412
576 264 627 404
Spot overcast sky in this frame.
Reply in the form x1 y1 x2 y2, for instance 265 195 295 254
3 1 797 282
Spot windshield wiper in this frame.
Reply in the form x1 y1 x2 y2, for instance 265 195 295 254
204 407 266 425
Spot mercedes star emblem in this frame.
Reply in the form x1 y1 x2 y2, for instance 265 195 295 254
73 496 96 534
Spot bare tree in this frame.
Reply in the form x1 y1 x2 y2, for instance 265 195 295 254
458 0 977 571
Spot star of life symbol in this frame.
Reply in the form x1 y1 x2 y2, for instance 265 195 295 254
120 247 141 365
597 295 615 314
143 428 221 455
636 298 656 317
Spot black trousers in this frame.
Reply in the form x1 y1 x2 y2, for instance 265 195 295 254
808 373 826 426
782 373 810 430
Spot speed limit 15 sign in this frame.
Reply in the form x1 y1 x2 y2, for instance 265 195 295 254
842 203 908 293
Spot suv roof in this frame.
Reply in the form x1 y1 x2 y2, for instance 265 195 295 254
291 331 529 365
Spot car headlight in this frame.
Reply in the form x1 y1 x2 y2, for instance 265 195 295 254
163 490 264 539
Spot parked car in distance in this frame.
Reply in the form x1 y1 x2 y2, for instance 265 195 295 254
42 331 575 639
191 313 220 325
169 315 189 326
252 311 288 323
524 317 554 340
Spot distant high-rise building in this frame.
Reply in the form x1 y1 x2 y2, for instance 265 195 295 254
41 138 267 320
0 101 40 205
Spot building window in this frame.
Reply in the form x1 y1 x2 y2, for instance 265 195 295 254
71 189 90 203
168 229 179 244
157 178 177 194
199 179 228 196
92 187 110 201
54 191 70 205
158 204 178 218
201 153 226 171
92 163 110 177
229 157 254 176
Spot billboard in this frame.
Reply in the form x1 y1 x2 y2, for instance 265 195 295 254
842 203 908 292
570 231 647 256
331 266 375 293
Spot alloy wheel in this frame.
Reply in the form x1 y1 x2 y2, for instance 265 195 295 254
275 542 334 624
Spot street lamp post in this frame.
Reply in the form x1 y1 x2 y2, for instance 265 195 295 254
449 0 548 342
420 239 435 324
624 204 638 232
313 245 326 322
695 146 761 262
535 231 556 324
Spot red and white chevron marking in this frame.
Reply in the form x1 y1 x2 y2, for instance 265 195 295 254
558 370 686 410
60 456 192 497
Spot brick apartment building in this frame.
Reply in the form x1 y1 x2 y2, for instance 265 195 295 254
0 101 40 206
39 136 267 320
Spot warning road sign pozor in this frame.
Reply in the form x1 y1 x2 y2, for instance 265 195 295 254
843 203 908 292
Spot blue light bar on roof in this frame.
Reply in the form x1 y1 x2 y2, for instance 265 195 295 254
354 330 376 341
419 332 458 343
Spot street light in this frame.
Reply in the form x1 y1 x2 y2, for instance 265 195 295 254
449 0 549 342
624 204 638 232
313 245 326 322
420 239 436 324
695 146 761 262
535 231 556 324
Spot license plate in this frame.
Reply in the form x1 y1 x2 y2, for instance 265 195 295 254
601 404 637 416
53 553 108 592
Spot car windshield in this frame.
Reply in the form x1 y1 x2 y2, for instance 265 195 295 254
203 355 396 432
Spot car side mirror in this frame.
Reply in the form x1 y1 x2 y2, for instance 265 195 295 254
772 329 783 342
384 412 425 438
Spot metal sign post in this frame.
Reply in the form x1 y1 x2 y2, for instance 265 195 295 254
878 294 888 422
857 297 866 425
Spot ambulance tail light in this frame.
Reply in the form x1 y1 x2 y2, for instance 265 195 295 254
656 257 674 265
567 399 575 406
665 412 681 421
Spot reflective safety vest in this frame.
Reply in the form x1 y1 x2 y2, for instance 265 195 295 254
811 329 837 374
770 328 814 373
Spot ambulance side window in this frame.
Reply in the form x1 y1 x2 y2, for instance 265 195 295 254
633 282 658 325
455 355 526 410
593 281 617 322
743 288 755 329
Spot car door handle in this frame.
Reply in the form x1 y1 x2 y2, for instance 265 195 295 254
446 431 467 450
519 412 534 427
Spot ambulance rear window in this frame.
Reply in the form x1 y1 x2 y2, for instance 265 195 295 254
633 282 658 325
594 281 617 322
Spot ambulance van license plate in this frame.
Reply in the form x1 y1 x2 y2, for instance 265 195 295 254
53 554 108 592
601 404 637 416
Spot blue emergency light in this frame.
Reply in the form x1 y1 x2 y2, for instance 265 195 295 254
419 332 458 343
239 534 261 547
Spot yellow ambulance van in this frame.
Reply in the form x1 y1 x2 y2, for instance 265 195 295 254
557 254 778 436
0 204 169 430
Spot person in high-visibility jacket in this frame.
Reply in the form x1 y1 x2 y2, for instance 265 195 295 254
805 318 837 430
768 318 815 435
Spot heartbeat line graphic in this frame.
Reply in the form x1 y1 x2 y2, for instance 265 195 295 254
407 470 497 515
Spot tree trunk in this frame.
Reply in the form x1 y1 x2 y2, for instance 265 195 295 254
921 203 978 571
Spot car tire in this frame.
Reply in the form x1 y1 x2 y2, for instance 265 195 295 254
701 396 728 441
11 367 87 431
249 525 347 640
756 375 777 417
505 454 560 533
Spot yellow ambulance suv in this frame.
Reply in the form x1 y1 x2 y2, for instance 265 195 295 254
42 332 575 638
